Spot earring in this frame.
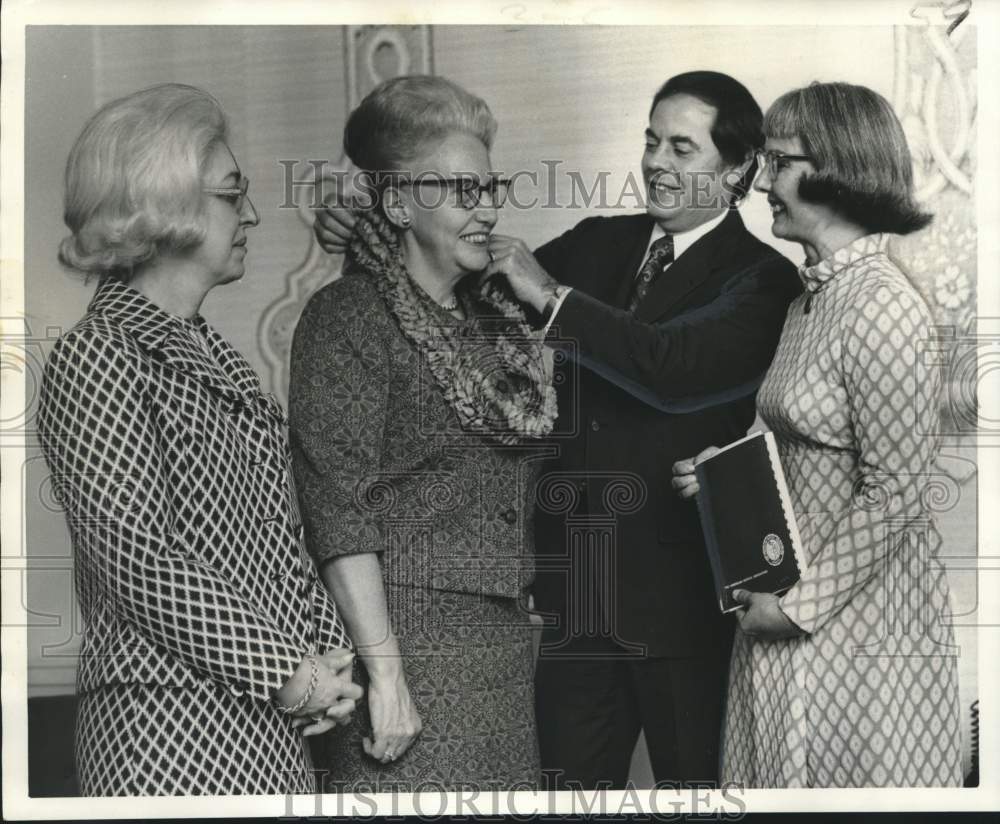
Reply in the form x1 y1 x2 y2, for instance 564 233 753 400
400 216 411 227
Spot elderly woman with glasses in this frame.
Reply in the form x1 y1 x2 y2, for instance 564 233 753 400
289 75 556 791
673 82 962 787
37 83 362 796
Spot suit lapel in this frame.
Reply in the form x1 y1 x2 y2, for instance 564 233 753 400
155 329 249 403
90 277 258 403
159 323 285 422
635 210 747 322
196 319 264 398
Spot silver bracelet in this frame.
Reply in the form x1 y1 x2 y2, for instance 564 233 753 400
277 654 319 715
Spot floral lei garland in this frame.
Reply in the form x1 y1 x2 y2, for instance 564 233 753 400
345 209 558 445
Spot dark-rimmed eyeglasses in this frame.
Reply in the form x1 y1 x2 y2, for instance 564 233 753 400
756 150 814 178
203 175 251 212
398 175 510 210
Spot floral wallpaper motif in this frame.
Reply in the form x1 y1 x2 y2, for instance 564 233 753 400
888 20 977 443
909 205 976 330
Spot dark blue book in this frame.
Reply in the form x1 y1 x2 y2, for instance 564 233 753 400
694 430 805 613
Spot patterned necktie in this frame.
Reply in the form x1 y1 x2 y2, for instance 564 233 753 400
628 234 675 312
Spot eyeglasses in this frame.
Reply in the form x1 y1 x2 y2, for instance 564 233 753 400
756 150 814 178
203 175 251 212
398 175 510 209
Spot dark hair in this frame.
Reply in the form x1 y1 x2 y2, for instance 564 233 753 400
764 82 931 235
650 71 764 202
343 75 496 174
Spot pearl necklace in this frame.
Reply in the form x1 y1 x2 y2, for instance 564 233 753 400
438 295 458 311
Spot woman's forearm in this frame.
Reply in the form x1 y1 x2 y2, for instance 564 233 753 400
321 553 403 679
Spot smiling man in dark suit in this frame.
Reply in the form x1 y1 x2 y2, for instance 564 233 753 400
312 70 800 789
483 71 801 789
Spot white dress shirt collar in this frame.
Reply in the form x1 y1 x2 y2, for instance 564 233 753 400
543 208 732 338
640 208 729 271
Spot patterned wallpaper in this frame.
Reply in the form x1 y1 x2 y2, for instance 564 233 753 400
889 21 978 446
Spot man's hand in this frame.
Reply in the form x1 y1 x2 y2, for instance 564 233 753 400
485 234 559 312
731 589 803 641
313 201 357 254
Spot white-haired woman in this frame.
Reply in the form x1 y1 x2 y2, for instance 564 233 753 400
289 75 555 790
37 83 361 796
673 82 962 787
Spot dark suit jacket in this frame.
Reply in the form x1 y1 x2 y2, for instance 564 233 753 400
531 210 801 658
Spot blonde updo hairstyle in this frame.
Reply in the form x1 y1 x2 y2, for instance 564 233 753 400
342 74 497 209
59 83 229 279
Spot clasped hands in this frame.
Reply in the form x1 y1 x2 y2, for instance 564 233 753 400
277 648 364 737
671 448 802 642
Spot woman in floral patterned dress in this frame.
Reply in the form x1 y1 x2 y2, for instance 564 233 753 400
673 82 962 787
289 76 556 791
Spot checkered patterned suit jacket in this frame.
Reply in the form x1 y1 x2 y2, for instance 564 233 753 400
37 277 349 794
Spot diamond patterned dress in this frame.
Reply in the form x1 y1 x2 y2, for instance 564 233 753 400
720 234 963 787
37 279 350 795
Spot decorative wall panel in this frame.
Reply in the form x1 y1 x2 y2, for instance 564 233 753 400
259 26 434 404
889 18 977 461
